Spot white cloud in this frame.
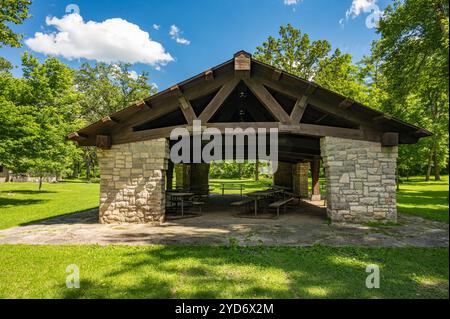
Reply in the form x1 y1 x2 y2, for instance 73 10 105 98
128 70 138 80
169 24 190 45
25 13 173 67
345 0 378 19
152 24 161 30
284 0 300 5
341 0 383 29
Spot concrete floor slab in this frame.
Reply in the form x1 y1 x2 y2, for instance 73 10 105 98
0 195 448 247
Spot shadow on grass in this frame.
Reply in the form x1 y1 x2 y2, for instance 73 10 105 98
19 208 99 226
56 246 449 299
0 197 47 207
0 190 57 195
397 188 449 222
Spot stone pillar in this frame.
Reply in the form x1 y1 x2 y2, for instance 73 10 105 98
311 159 321 201
98 138 169 224
293 162 310 198
175 164 191 190
320 136 398 224
190 163 210 195
274 162 293 189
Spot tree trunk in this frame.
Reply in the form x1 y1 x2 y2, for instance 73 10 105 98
85 163 91 181
39 176 43 190
433 149 441 181
426 150 433 181
254 161 259 181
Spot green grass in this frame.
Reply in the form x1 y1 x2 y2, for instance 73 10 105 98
0 180 99 230
0 245 447 299
397 176 449 223
209 177 273 195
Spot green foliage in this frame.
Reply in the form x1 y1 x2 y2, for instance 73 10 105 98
370 0 449 180
75 62 157 122
254 23 368 101
0 54 157 182
209 161 271 179
0 0 31 48
0 54 81 185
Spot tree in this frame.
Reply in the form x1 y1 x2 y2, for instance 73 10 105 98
0 53 81 188
0 0 31 47
254 24 368 101
371 0 449 180
74 62 157 179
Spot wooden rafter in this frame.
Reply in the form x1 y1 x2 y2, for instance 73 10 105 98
198 78 240 123
67 132 87 141
290 83 317 123
290 95 309 123
72 51 431 148
279 124 374 142
178 96 197 125
243 78 291 124
205 70 214 81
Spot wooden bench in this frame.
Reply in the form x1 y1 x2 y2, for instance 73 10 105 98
191 201 205 214
230 198 254 213
269 198 295 217
221 184 245 196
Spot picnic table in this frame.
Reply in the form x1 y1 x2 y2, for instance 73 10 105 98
246 189 284 216
220 183 245 196
167 192 194 216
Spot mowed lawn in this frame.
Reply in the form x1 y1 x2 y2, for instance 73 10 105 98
0 245 447 299
397 176 449 223
0 181 99 230
0 177 448 299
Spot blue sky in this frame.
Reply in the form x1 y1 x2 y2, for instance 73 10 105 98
0 0 390 90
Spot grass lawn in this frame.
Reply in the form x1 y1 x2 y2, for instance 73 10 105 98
0 177 448 299
209 177 273 195
0 180 99 230
397 176 449 223
0 245 447 299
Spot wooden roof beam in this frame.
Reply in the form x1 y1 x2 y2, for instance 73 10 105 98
272 69 282 81
234 52 251 79
290 83 317 123
339 98 354 109
198 78 240 123
205 70 214 81
101 116 119 125
178 96 197 125
67 132 88 141
373 114 393 123
96 135 112 149
136 100 149 109
243 78 291 124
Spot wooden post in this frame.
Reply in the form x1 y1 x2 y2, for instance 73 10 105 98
311 159 321 201
167 160 174 190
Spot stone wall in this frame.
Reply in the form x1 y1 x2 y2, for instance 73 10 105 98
189 163 210 195
175 164 190 190
293 162 310 198
273 162 293 189
320 136 398 223
98 138 169 224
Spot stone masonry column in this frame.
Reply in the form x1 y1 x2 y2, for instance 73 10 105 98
310 159 321 201
274 162 293 189
320 136 398 223
175 164 191 190
293 162 310 198
98 138 169 224
190 163 210 195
